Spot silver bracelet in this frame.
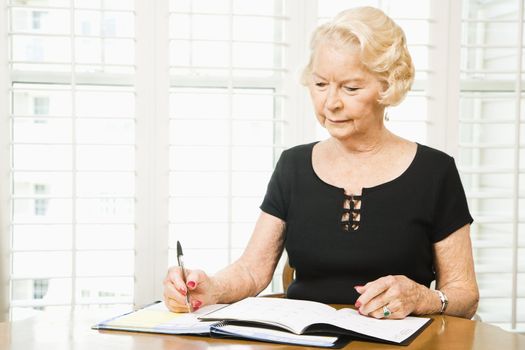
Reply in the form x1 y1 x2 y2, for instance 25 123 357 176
435 290 448 314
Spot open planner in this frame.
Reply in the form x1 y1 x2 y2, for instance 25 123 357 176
93 297 432 348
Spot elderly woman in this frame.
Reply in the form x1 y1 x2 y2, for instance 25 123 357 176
163 7 479 319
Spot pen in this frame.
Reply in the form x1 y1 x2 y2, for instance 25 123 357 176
176 240 193 312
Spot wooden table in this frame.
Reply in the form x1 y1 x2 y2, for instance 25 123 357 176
0 306 524 350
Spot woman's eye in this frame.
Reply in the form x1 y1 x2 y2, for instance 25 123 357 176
344 86 359 92
315 82 327 88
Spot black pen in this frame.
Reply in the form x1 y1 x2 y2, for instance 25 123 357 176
176 240 193 312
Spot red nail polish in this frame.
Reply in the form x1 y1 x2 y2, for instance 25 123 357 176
355 301 362 308
192 300 202 308
180 288 187 296
187 281 196 289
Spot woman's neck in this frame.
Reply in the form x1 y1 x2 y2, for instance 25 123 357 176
330 127 394 159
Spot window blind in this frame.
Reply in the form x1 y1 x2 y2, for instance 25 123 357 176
459 0 524 332
167 0 290 294
7 0 136 319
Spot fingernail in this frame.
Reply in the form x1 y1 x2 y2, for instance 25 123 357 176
180 288 187 296
187 281 196 289
354 285 364 289
192 300 202 308
355 301 362 308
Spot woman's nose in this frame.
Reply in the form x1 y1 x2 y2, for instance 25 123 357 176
325 86 343 111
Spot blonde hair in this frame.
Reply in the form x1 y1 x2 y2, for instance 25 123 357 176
301 7 414 106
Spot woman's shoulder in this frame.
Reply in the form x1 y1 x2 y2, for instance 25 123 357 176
280 141 319 162
416 144 454 163
413 144 456 176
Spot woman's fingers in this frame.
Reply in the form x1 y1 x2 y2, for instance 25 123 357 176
355 275 419 319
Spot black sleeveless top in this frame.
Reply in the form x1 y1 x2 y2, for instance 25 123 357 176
260 142 473 304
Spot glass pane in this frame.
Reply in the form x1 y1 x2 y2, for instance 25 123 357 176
76 119 134 144
76 277 133 301
232 121 274 146
11 8 70 35
12 278 72 303
170 146 229 171
12 225 72 250
76 90 134 118
232 146 273 171
170 223 229 249
170 88 229 118
13 145 72 170
13 172 72 196
76 251 134 276
12 36 70 62
233 17 276 42
75 11 134 37
170 171 229 197
76 172 134 196
13 86 72 116
231 171 271 197
169 248 228 274
170 120 229 146
191 15 229 40
170 197 228 222
233 43 274 68
13 199 72 224
76 224 134 249
76 146 135 170
13 252 72 277
13 118 72 144
76 198 134 223
232 197 261 223
233 0 277 16
75 0 135 10
232 91 274 119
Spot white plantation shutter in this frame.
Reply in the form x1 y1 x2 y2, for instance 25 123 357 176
166 0 293 294
1 0 523 332
6 0 137 319
458 0 525 332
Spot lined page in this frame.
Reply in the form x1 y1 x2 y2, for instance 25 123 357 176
200 297 337 334
332 308 430 343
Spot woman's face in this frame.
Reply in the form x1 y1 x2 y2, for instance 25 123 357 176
307 42 385 141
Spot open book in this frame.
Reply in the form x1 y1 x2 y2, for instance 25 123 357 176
199 297 432 345
92 300 342 348
92 301 225 335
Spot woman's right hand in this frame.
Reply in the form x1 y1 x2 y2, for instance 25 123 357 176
163 266 218 312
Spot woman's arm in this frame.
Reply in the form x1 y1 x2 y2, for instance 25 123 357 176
163 211 286 311
423 223 479 318
212 211 286 303
355 224 479 319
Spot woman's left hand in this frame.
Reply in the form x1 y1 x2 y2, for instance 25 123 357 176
354 275 425 319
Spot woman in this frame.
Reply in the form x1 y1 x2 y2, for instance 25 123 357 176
163 7 479 319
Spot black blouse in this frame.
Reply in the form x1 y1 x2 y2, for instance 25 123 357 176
260 142 473 304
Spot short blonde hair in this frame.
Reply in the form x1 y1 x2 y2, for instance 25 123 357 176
302 7 414 106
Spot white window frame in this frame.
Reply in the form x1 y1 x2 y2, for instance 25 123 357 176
133 0 169 306
0 0 12 323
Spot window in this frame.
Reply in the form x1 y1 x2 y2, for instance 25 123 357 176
7 0 136 319
167 0 290 293
2 0 523 333
459 0 524 332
